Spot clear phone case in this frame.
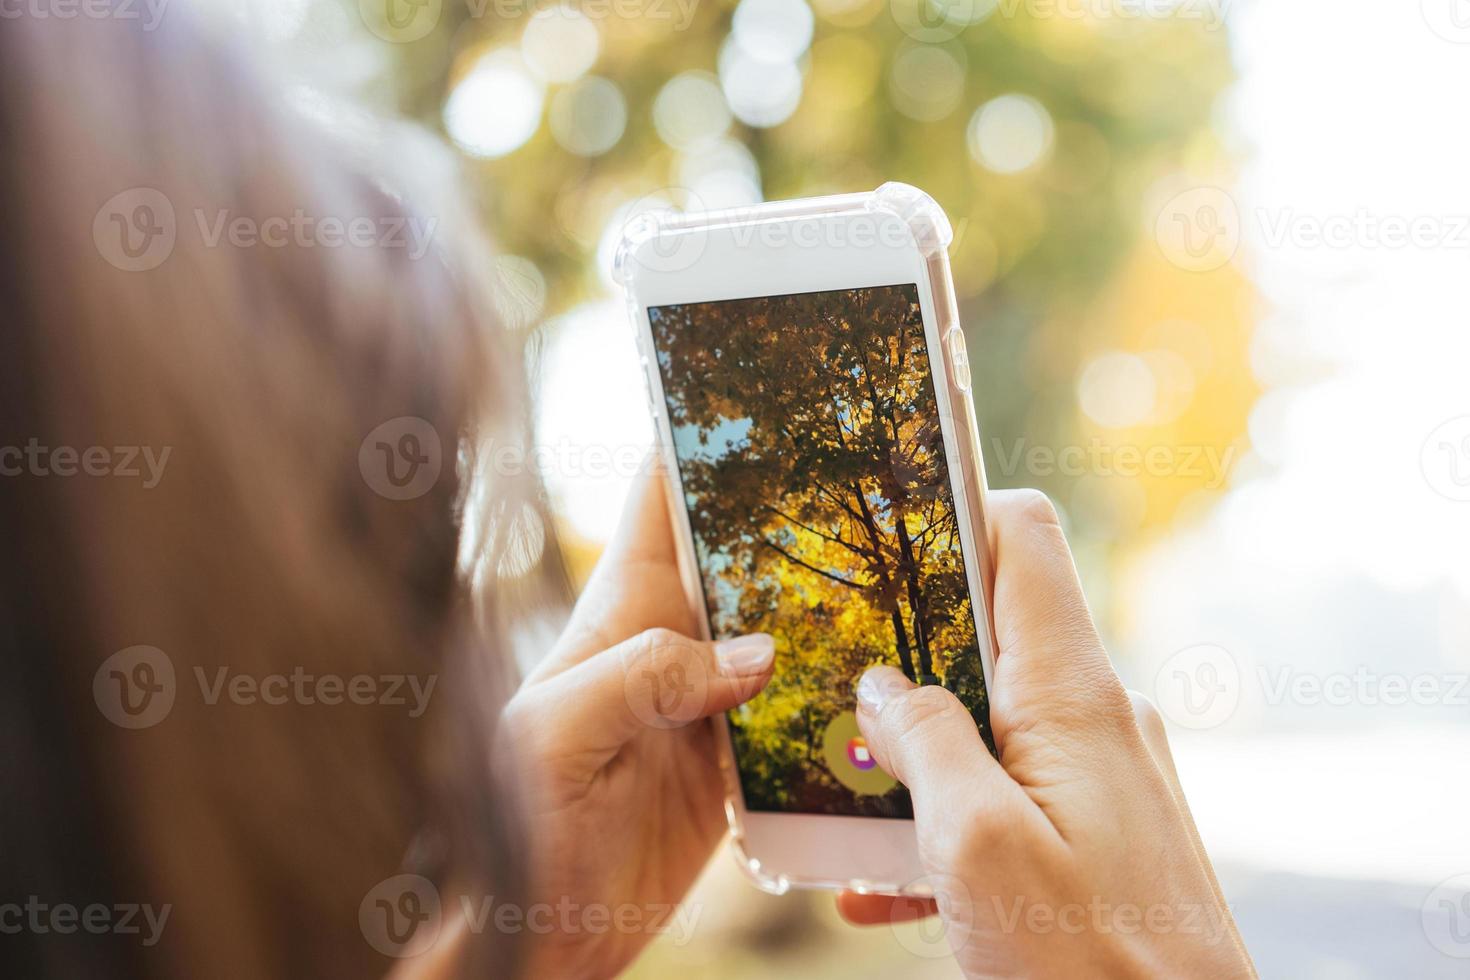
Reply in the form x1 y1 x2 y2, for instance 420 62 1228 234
614 183 998 896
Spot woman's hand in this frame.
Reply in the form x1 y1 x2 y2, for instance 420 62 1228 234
839 490 1255 978
499 463 773 979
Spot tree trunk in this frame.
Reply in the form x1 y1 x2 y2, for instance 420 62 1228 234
890 608 915 680
894 513 934 679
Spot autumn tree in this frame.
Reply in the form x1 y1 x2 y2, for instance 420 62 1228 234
652 285 988 812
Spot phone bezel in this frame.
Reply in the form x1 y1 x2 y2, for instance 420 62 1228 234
625 202 997 894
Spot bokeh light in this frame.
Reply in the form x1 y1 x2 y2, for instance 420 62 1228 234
719 38 805 128
731 0 815 62
549 76 627 156
887 41 966 122
1077 351 1157 429
653 72 732 150
676 138 764 208
444 49 544 159
521 5 600 84
967 93 1055 174
276 0 1470 971
720 0 813 128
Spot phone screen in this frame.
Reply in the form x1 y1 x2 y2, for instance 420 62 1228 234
649 283 990 818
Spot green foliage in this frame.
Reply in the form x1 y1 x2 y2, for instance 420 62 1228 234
380 1 1247 596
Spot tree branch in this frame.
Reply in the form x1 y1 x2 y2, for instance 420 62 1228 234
759 538 866 590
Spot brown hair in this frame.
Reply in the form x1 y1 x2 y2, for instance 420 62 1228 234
0 10 553 978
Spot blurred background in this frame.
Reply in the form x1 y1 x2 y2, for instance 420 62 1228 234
197 0 1470 974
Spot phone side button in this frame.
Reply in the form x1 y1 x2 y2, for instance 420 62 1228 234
639 355 660 417
947 329 972 393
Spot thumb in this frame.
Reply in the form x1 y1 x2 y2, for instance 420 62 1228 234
855 666 1013 840
985 490 1137 761
517 628 775 762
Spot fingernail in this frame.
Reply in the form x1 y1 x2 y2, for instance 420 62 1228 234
856 669 887 712
715 633 775 676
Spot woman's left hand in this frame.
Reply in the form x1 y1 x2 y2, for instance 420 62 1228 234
499 463 774 978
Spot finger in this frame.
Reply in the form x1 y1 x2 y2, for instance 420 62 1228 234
855 666 1015 842
985 489 1134 745
1128 690 1185 798
1127 690 1238 940
836 891 938 926
519 628 775 762
532 456 690 681
592 451 677 573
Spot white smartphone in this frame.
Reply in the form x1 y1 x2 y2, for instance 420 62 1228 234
615 183 998 895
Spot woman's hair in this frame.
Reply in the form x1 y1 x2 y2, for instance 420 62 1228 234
0 10 556 978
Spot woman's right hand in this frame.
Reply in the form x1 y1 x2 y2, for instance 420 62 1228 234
842 490 1256 978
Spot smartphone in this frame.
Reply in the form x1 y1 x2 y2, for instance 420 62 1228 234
615 183 997 895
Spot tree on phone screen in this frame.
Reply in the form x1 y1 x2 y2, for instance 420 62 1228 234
653 284 989 815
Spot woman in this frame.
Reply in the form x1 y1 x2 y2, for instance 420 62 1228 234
0 9 1254 979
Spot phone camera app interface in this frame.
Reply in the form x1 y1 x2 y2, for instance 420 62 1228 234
650 284 990 818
